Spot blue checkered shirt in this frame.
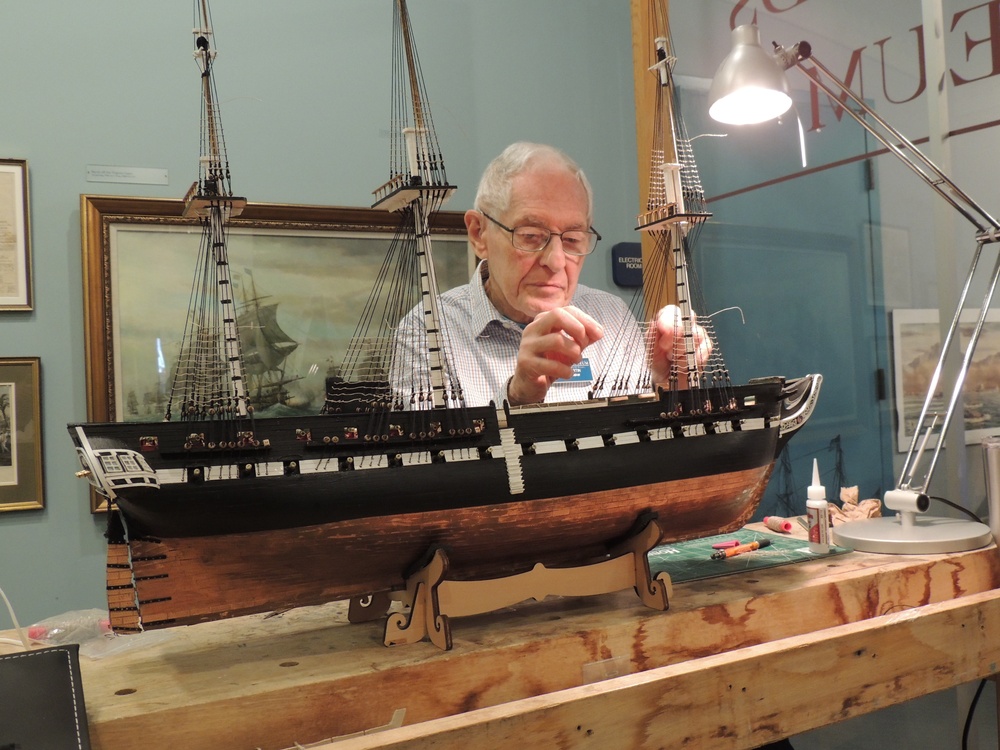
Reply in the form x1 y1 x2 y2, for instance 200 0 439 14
391 261 649 407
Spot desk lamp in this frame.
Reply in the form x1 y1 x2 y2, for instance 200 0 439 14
708 24 998 553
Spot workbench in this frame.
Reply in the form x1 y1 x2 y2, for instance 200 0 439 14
6 524 1000 750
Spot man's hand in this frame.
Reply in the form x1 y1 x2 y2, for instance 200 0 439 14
507 306 604 406
649 304 711 389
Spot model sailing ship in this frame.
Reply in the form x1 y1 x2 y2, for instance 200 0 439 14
69 0 821 635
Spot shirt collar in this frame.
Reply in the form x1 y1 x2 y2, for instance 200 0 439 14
470 260 525 337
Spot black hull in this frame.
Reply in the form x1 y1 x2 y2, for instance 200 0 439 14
71 380 786 539
108 426 776 538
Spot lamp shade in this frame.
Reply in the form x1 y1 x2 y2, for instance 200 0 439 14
708 24 792 125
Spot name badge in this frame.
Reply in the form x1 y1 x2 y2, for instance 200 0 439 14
555 357 593 384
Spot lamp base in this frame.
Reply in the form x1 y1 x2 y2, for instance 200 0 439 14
831 515 993 555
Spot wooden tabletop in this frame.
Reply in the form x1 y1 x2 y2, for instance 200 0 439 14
5 521 1000 750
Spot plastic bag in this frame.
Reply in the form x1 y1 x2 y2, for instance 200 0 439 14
28 607 178 659
28 608 111 646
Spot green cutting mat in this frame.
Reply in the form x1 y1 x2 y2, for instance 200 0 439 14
647 528 850 584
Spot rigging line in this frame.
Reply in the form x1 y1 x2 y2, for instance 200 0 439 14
592 301 647 397
397 2 445 183
592 239 661 396
704 306 746 325
428 276 465 407
169 221 213 417
358 213 428 406
646 0 669 71
388 4 407 182
346 221 408 359
390 252 423 404
391 237 425 403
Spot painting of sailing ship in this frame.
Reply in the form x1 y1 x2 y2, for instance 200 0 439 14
69 0 821 638
892 307 1000 450
237 271 301 409
106 219 471 421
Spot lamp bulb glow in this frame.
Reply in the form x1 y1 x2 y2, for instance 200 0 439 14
708 86 792 125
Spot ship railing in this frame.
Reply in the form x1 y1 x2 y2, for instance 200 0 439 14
777 373 823 437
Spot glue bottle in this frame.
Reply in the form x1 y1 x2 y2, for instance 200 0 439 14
806 458 830 554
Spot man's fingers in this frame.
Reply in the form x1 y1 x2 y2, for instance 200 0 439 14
533 306 603 349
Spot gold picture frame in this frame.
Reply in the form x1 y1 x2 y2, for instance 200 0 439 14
0 159 32 311
0 357 44 511
80 195 470 511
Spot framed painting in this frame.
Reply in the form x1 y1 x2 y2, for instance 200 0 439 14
0 357 43 511
891 308 1000 452
0 159 32 311
80 195 471 510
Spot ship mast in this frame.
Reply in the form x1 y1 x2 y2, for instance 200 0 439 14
166 0 249 422
372 0 456 409
635 1 724 396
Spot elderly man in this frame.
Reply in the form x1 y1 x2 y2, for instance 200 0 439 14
392 141 709 408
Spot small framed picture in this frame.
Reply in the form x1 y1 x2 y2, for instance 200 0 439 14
0 357 44 511
0 159 32 311
891 308 1000 452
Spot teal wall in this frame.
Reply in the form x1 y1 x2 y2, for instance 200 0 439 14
0 1 639 624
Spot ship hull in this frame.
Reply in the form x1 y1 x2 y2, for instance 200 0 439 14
72 376 821 631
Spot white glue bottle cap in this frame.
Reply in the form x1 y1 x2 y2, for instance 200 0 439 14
807 458 825 501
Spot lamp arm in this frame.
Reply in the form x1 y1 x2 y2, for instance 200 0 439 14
782 45 1000 237
899 243 1000 492
779 43 1000 498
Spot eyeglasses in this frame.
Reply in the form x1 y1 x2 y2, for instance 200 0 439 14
480 211 601 256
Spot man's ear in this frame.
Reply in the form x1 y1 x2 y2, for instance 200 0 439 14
465 210 488 260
